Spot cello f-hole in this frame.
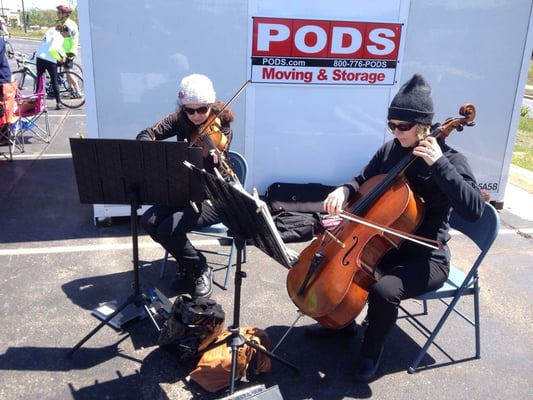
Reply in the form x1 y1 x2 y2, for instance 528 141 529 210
342 238 359 266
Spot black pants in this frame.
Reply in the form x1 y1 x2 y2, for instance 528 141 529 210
36 58 60 104
140 200 220 273
360 247 450 357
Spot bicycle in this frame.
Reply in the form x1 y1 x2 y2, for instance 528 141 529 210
50 62 85 109
11 51 37 93
11 51 85 109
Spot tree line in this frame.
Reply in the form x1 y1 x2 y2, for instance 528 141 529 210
19 8 78 28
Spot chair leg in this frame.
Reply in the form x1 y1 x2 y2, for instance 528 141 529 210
3 123 24 160
223 239 246 290
160 236 245 289
160 250 169 279
407 292 469 373
223 241 237 290
43 111 51 142
473 281 481 358
26 112 51 143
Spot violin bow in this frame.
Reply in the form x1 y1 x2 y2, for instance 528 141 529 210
190 79 251 147
339 210 443 250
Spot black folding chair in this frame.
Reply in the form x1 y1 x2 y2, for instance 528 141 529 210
400 203 499 372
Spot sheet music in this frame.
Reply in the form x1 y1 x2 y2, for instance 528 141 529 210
246 189 300 269
184 161 299 269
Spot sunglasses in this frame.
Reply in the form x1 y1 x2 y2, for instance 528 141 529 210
388 121 416 132
182 105 210 115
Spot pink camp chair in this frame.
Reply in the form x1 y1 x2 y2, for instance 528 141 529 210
15 74 51 143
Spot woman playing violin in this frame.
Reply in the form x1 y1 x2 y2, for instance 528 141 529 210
136 73 234 299
313 74 486 381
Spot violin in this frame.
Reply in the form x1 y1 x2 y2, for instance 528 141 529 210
191 114 230 158
286 104 476 329
189 80 251 184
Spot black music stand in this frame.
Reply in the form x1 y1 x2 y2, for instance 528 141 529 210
185 161 299 394
66 138 203 358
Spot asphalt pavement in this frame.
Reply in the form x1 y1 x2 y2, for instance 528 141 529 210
0 105 532 400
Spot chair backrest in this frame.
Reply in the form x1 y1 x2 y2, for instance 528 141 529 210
226 150 248 186
449 202 499 256
16 74 47 117
417 202 499 301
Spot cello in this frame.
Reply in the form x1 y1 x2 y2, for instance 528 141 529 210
286 104 476 329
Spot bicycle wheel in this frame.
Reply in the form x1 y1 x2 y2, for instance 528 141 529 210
57 71 85 108
70 62 82 75
11 69 36 94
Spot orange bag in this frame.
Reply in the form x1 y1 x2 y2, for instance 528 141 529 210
189 326 271 393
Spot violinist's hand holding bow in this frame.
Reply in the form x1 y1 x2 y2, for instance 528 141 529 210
209 148 219 165
413 136 443 166
324 186 349 216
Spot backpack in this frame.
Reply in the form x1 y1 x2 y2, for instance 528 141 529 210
157 294 225 361
189 327 272 393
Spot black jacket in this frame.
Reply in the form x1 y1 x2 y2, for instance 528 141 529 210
136 110 232 174
343 138 486 260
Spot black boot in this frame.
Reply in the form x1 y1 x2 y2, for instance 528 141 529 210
192 264 213 298
354 344 384 382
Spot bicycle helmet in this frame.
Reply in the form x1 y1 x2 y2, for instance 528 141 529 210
56 5 72 13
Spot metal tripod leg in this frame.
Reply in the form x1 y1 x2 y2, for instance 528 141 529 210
226 238 299 394
66 195 164 358
66 293 148 358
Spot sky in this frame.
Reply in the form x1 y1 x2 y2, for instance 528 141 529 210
1 0 77 11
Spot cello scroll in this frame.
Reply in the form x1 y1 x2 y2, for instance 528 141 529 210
433 103 476 140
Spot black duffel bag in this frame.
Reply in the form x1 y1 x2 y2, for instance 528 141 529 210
265 182 336 213
272 211 324 243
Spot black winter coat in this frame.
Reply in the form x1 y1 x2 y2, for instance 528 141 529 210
343 138 486 261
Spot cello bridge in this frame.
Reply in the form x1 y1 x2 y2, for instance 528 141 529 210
322 230 346 248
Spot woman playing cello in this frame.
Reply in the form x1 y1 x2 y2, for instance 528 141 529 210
308 74 486 381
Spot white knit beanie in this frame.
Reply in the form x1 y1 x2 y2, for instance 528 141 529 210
177 74 216 105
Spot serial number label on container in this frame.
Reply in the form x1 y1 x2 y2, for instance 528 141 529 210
478 182 499 191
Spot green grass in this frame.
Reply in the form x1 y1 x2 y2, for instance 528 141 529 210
525 57 533 97
515 57 533 172
9 27 44 40
512 117 533 171
528 57 533 86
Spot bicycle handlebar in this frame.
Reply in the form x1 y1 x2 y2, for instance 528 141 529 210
13 51 36 66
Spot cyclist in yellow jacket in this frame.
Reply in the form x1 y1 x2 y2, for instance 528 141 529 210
55 5 82 98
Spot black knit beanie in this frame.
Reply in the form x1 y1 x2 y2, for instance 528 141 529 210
388 73 434 124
